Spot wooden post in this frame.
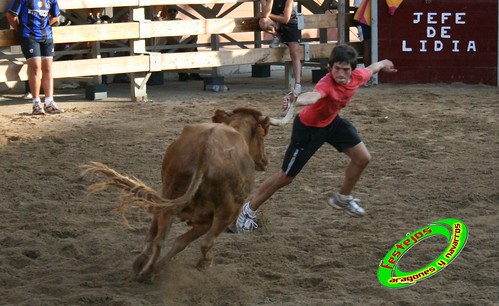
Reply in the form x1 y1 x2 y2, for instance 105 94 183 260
371 0 378 84
91 41 102 85
130 7 149 102
210 34 221 78
337 0 346 44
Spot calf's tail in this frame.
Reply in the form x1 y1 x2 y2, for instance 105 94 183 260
80 161 204 225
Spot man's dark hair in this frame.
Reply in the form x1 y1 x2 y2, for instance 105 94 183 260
329 44 358 70
166 6 178 13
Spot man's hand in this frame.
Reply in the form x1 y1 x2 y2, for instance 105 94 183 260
367 59 398 74
380 60 397 73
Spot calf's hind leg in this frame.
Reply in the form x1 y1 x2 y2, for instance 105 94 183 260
135 210 174 282
155 222 211 272
196 207 240 269
133 216 158 276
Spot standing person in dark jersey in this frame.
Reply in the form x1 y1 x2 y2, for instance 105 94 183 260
7 0 63 115
258 0 302 96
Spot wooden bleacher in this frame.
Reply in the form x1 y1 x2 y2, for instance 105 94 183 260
0 0 361 101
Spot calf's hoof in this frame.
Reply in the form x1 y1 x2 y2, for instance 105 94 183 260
133 253 149 276
135 271 153 283
196 258 213 270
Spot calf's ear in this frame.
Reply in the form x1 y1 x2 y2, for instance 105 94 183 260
258 116 270 136
211 109 230 123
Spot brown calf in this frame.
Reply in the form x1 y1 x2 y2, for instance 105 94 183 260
81 105 294 282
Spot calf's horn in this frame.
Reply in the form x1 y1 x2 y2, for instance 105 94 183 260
267 96 296 126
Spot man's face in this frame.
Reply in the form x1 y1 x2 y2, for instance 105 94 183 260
166 9 178 20
330 62 352 85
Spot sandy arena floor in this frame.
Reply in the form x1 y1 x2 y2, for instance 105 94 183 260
1 70 498 305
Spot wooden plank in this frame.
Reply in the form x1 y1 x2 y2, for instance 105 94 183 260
157 43 336 69
53 23 140 43
308 14 338 29
1 23 138 46
0 55 149 82
299 0 325 14
0 43 337 82
150 14 336 37
159 49 291 69
1 14 337 47
168 43 337 68
62 56 150 78
138 0 255 6
0 30 18 48
0 0 255 11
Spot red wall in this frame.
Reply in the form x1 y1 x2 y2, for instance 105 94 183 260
378 0 498 85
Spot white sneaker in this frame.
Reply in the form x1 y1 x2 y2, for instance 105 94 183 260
294 83 302 95
328 193 366 217
32 103 45 115
236 202 259 233
44 102 64 114
23 92 33 99
270 36 281 48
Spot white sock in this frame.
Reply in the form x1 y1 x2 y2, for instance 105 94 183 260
338 193 353 201
32 98 41 105
245 202 257 218
44 97 53 105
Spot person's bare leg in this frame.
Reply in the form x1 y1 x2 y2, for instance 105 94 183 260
248 170 294 211
339 142 371 195
287 42 301 85
40 57 54 98
27 57 42 99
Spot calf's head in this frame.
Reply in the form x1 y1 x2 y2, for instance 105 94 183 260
212 107 270 171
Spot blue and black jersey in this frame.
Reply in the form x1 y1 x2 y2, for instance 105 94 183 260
8 0 60 39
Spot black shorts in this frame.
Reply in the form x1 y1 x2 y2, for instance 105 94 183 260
353 7 371 40
281 115 362 177
20 37 54 60
278 21 301 44
360 24 371 40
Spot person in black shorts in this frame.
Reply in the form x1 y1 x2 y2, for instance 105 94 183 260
236 44 397 233
258 0 302 96
7 0 63 115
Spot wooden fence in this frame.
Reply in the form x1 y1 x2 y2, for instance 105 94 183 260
0 0 359 101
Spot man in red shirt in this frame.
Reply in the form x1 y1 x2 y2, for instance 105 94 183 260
236 44 397 233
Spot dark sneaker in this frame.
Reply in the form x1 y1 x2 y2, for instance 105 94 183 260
32 103 45 115
362 77 374 88
44 102 64 114
328 193 366 217
236 202 259 233
270 35 281 48
87 15 101 24
190 73 203 81
178 73 190 81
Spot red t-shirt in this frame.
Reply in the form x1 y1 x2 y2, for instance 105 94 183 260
299 68 372 127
